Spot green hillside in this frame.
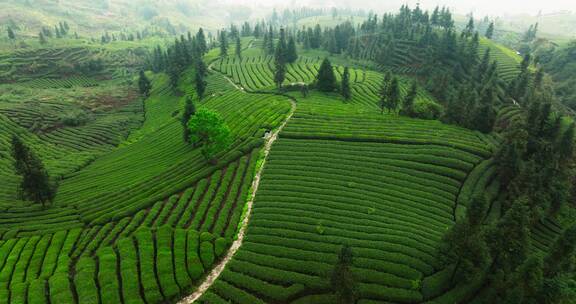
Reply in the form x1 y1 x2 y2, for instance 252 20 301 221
0 42 293 302
0 0 224 37
0 4 574 304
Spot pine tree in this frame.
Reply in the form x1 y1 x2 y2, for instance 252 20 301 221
235 36 242 59
330 245 357 304
534 68 545 89
401 82 418 117
488 199 531 279
286 36 298 63
485 22 495 39
327 31 338 54
379 73 392 114
477 49 492 81
39 31 47 44
182 96 196 143
262 32 269 53
316 58 337 92
544 225 576 277
431 6 440 25
195 55 207 78
521 54 531 72
558 123 575 160
152 46 164 72
138 70 152 97
219 30 228 57
266 26 275 55
387 77 401 113
507 255 544 302
303 30 311 49
7 27 15 40
11 136 55 207
313 24 322 48
196 28 208 55
341 67 351 100
168 61 180 90
195 68 207 101
441 194 490 283
471 88 496 133
12 136 31 176
273 45 286 89
277 28 288 62
59 22 66 36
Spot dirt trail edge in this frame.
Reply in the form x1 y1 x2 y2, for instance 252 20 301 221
177 64 297 304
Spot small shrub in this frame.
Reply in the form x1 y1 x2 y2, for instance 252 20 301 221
411 99 443 120
59 110 89 127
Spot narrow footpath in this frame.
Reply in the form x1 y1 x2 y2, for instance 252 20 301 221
178 64 297 304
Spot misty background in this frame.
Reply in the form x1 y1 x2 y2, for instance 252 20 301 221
221 0 576 16
2 0 576 40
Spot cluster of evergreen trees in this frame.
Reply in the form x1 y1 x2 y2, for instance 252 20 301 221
442 102 575 303
440 57 576 303
99 30 147 44
311 5 502 132
268 28 298 89
534 40 576 110
523 23 539 43
37 21 72 43
378 73 400 114
11 137 56 207
149 28 208 91
238 5 500 129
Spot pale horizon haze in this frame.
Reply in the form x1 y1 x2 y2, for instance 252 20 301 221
221 0 576 17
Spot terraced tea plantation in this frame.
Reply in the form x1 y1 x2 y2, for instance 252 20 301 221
0 28 557 304
0 32 297 302
195 86 501 303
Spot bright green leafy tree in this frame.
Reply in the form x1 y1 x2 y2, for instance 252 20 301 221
187 109 231 162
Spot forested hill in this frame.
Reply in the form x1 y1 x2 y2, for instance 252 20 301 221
0 0 227 37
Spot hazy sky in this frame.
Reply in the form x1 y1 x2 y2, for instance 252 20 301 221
222 0 576 17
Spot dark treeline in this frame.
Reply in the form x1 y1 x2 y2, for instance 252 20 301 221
148 28 208 91
37 21 72 43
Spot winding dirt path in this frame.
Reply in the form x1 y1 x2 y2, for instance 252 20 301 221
178 63 297 304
